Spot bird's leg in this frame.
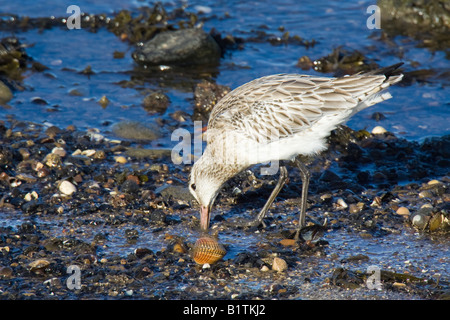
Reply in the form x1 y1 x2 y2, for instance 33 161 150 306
293 158 310 240
239 166 288 228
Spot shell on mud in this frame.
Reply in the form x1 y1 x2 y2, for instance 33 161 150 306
192 237 226 265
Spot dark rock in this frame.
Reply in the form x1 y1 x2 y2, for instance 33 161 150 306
112 121 161 141
120 179 139 194
142 91 170 114
132 28 221 66
194 80 230 117
155 184 194 202
0 146 13 166
148 209 167 223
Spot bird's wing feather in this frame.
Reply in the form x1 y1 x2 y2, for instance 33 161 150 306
209 74 377 143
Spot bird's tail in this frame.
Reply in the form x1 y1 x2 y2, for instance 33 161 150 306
351 63 404 114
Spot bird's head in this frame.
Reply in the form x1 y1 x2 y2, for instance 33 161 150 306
189 155 225 231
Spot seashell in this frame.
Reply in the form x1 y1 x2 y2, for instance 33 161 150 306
192 237 226 265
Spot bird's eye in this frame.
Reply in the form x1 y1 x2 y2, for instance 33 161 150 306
190 183 196 191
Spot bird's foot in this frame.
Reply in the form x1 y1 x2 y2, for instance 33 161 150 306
294 220 327 242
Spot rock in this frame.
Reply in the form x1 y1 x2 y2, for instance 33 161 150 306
112 121 160 141
411 213 429 229
371 126 387 134
155 184 194 202
51 147 66 157
98 95 110 108
279 239 296 247
396 207 410 216
28 259 50 272
0 266 13 278
194 80 230 115
44 153 62 168
115 156 127 164
132 28 221 66
272 257 287 272
418 190 433 198
59 180 77 195
0 146 13 165
378 0 450 46
0 80 12 104
142 91 170 114
120 179 139 194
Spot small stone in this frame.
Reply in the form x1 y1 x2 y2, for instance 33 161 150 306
396 207 410 216
427 179 440 185
59 180 77 196
279 239 296 247
173 243 186 254
272 257 288 272
349 203 363 214
0 80 13 105
18 148 31 160
429 213 443 231
412 213 428 229
115 156 127 164
98 95 110 108
24 191 39 202
335 197 348 209
51 147 66 157
81 149 96 157
418 190 433 198
392 282 406 288
0 266 13 278
371 126 387 134
28 259 50 271
261 265 270 272
44 153 62 168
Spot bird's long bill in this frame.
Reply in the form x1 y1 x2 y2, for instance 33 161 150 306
200 205 211 231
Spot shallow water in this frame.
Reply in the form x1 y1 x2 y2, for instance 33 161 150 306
0 0 448 143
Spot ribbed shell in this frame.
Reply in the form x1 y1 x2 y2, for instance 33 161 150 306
193 237 226 265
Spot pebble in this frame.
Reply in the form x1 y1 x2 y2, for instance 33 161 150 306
115 156 127 164
0 266 13 278
0 80 13 104
272 257 288 272
279 239 297 247
371 126 387 134
349 203 363 214
411 213 428 229
335 197 348 209
396 207 410 216
24 191 39 202
28 259 50 271
44 153 62 167
51 147 66 157
98 95 110 108
418 190 433 198
132 28 221 66
112 121 160 141
59 180 77 196
81 149 97 157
